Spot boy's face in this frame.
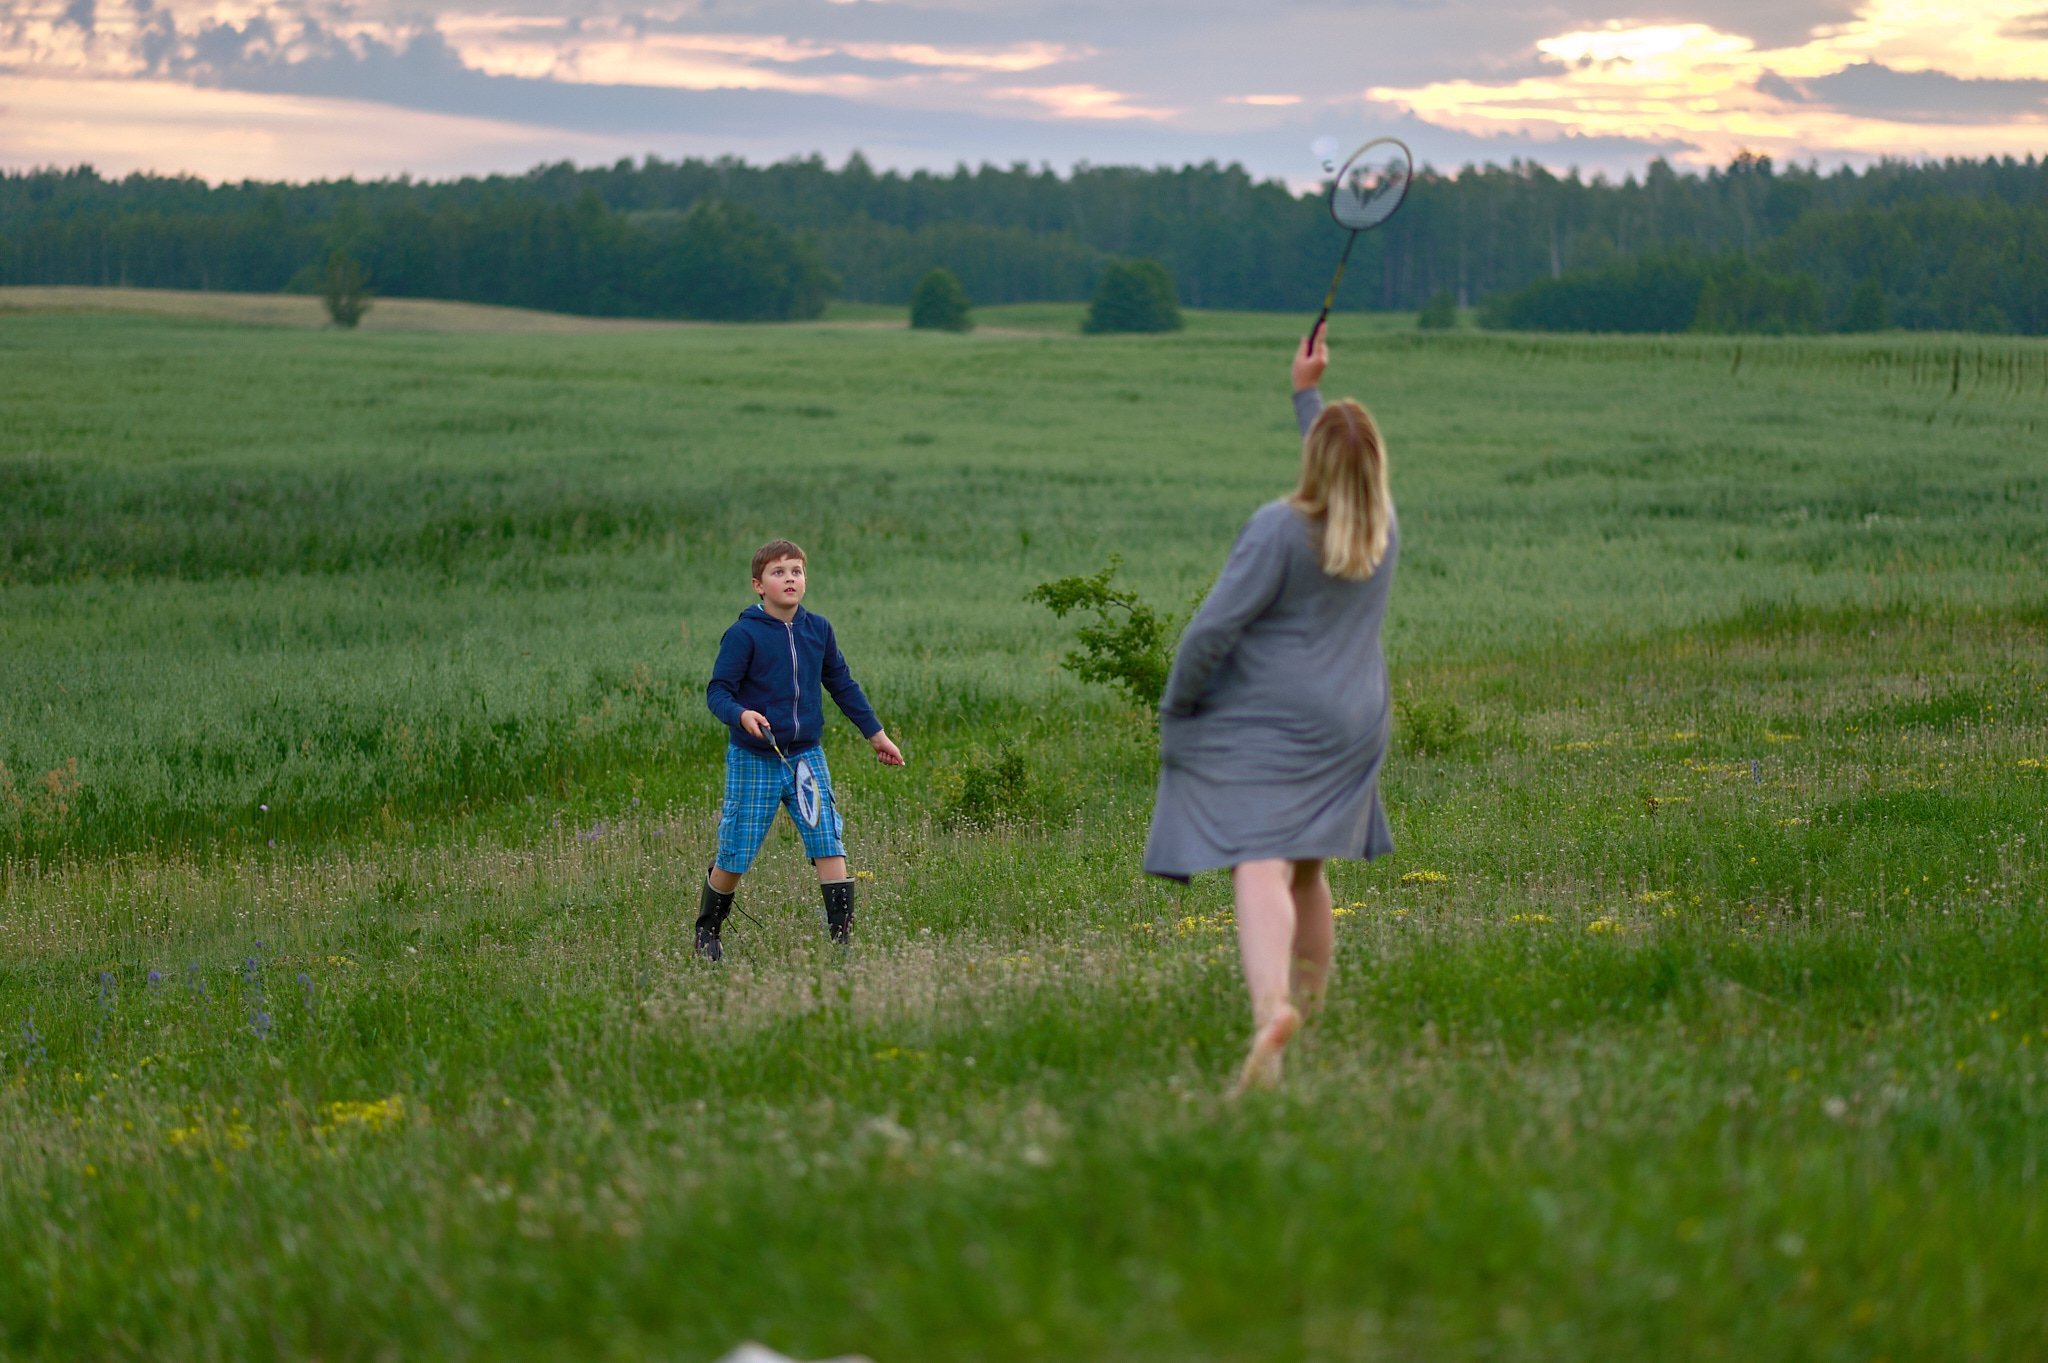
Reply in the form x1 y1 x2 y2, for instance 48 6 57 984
753 556 807 610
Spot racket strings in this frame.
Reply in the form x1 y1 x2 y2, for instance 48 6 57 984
1331 149 1411 231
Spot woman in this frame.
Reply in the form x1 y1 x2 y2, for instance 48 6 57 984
1144 334 1398 1095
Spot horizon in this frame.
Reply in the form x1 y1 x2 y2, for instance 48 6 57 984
11 143 2042 196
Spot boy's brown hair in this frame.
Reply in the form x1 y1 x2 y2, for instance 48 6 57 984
751 539 807 584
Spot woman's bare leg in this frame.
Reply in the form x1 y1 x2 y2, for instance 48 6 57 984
1289 859 1334 1016
1230 859 1303 1095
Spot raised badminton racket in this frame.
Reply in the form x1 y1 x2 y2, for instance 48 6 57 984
1305 137 1415 353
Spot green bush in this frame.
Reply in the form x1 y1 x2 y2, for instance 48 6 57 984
1396 695 1470 757
1028 554 1184 709
321 252 373 328
1083 259 1182 334
938 743 1068 826
909 267 974 332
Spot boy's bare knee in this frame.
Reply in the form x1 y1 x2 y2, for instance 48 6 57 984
708 867 742 894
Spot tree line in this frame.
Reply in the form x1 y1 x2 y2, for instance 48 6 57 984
2 151 2041 331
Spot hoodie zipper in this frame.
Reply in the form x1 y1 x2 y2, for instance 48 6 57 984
783 618 801 740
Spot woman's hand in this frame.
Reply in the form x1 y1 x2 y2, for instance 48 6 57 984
1292 334 1329 392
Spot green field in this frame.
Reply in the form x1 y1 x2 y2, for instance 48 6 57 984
3 300 2046 1360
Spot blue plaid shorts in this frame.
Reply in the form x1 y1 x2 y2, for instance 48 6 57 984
714 742 845 873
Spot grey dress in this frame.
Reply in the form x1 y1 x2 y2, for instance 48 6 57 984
1142 388 1398 881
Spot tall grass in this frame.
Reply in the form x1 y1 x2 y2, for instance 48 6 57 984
2 306 2044 1360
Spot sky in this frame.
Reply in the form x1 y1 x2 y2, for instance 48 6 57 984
2 0 2045 185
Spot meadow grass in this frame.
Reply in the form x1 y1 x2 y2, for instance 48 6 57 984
1 302 2045 1360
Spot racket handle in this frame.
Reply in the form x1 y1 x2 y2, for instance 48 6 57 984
1306 229 1358 355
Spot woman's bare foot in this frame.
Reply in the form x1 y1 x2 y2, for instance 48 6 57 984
1229 1002 1302 1098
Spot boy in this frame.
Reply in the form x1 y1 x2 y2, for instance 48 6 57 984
696 539 904 960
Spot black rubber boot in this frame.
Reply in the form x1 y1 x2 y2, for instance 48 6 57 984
822 878 855 946
695 875 735 962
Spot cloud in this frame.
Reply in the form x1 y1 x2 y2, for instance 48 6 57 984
1573 0 1863 51
1803 60 2048 121
992 83 1174 121
0 72 617 178
1754 69 1807 102
4 0 2044 183
1371 5 2048 168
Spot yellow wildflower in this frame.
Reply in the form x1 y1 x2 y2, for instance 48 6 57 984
1586 917 1621 934
316 1095 407 1137
1507 913 1554 924
1399 869 1449 885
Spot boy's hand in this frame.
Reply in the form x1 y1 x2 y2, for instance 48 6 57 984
1293 334 1329 392
870 730 906 767
740 710 770 740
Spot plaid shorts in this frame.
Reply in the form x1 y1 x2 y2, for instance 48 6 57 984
714 742 845 874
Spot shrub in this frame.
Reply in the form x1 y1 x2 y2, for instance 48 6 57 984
1397 696 1470 757
938 744 1067 826
321 252 373 328
1083 259 1182 334
1028 554 1185 709
1417 290 1458 331
909 267 973 332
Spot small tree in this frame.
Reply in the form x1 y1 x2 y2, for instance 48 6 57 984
1083 259 1182 334
1028 554 1187 709
321 251 373 328
1839 277 1888 333
910 267 973 332
1417 290 1458 330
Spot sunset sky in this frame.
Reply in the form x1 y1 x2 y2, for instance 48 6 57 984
2 0 2045 183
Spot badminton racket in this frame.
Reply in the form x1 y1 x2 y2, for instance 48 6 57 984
1305 137 1415 354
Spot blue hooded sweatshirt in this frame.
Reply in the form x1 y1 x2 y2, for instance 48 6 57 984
706 604 882 756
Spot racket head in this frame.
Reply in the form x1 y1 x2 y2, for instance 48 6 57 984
1327 137 1414 231
795 759 822 828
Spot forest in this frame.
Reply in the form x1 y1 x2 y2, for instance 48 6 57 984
2 151 2041 331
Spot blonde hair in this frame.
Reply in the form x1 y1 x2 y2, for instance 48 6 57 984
1289 398 1392 579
